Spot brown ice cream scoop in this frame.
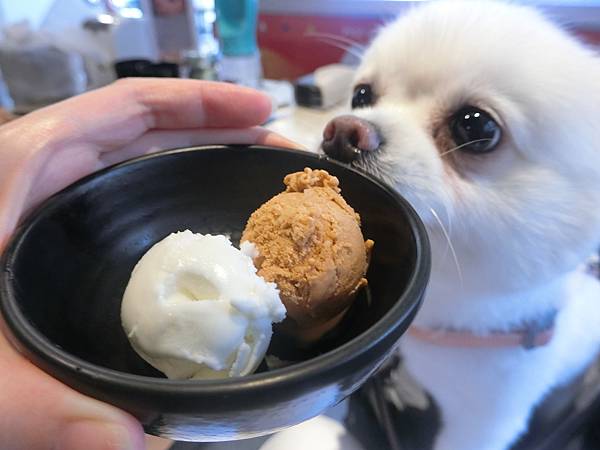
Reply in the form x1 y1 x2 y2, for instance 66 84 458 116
241 168 374 342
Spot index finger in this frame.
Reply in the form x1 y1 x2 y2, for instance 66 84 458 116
115 78 274 129
29 78 275 147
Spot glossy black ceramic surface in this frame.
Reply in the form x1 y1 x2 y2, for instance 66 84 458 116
0 146 430 441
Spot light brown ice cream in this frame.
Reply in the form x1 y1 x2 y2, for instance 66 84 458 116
241 168 374 341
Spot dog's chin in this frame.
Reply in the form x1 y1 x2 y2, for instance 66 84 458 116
347 150 449 230
344 150 591 291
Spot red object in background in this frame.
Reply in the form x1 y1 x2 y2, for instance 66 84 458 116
258 13 600 81
574 29 600 46
258 14 390 80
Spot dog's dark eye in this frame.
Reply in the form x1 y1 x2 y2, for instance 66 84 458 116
352 84 375 109
450 106 501 153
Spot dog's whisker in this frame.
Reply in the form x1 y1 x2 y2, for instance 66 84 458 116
304 31 367 51
429 206 464 288
441 201 453 257
423 201 450 262
309 37 365 60
439 138 493 157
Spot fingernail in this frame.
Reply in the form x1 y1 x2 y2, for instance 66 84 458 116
58 421 140 450
268 134 307 150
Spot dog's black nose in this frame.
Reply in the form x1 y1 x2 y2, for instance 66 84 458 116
322 115 381 163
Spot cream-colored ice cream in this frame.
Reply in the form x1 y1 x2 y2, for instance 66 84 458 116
121 231 286 379
241 168 373 341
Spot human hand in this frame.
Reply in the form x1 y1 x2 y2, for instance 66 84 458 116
0 78 299 450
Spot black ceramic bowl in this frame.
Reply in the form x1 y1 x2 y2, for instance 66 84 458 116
0 146 429 442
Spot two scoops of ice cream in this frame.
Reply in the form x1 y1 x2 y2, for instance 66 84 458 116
121 168 374 380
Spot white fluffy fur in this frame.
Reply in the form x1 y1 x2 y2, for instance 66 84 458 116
344 1 600 449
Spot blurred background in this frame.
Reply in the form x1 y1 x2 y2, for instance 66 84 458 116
1 2 600 450
0 0 598 116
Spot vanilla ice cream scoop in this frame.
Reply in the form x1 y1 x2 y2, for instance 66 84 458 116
121 230 286 380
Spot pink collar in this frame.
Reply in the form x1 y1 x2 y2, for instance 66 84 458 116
408 313 556 350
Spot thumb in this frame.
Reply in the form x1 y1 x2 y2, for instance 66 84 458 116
0 340 145 450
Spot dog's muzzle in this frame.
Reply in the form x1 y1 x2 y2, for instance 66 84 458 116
321 115 381 163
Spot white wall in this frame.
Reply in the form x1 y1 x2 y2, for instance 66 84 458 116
0 0 56 28
0 0 104 32
260 0 600 29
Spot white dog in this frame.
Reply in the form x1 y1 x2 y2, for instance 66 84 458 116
315 1 600 450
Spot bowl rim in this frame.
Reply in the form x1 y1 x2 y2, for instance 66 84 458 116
0 145 430 396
